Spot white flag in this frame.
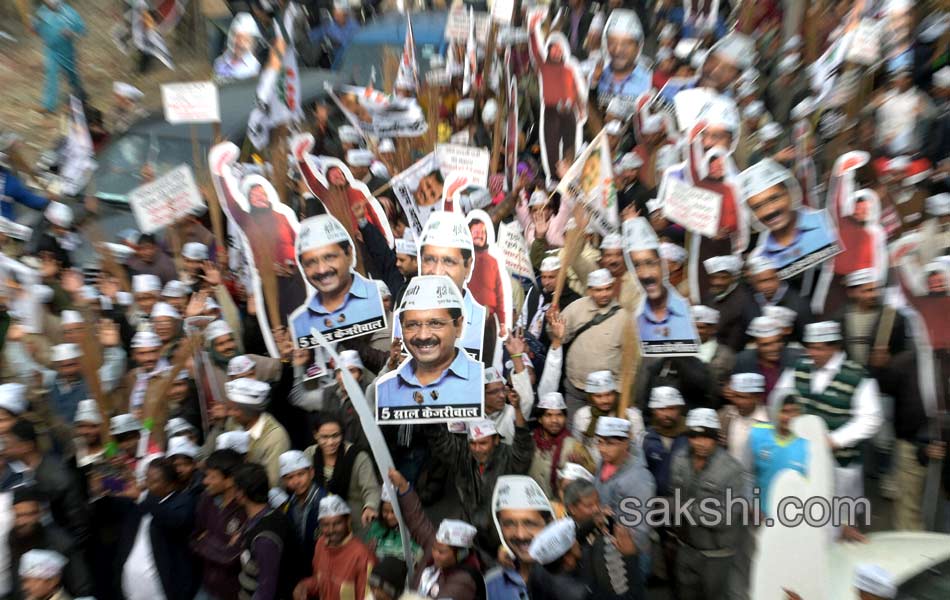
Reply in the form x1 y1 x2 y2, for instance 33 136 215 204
246 29 302 150
462 6 477 95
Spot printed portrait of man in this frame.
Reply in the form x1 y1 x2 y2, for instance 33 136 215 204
375 275 483 422
739 159 840 280
289 214 387 346
623 217 700 355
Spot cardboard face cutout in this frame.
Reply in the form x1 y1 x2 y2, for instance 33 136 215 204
292 133 395 250
623 218 701 356
375 275 484 424
466 209 514 339
527 7 589 184
209 142 305 358
288 214 388 347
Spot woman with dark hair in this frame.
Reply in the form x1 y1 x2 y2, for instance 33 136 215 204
305 411 381 536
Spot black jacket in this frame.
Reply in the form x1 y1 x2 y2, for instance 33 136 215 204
733 346 802 375
703 283 755 352
747 283 814 343
637 356 714 411
359 220 407 303
34 457 90 547
111 491 199 600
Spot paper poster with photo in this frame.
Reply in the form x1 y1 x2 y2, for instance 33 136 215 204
664 90 750 301
129 164 205 234
492 476 554 565
390 153 444 237
58 95 96 197
623 217 700 356
292 133 395 251
555 129 619 236
527 6 589 184
376 275 484 424
466 210 513 339
738 159 842 281
658 177 722 238
289 214 388 347
392 211 495 364
813 151 888 314
497 221 534 281
209 142 305 358
890 232 950 421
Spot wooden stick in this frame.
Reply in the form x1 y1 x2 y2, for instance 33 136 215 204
144 334 200 449
489 72 507 176
616 309 641 416
79 325 111 444
553 225 584 309
270 125 290 206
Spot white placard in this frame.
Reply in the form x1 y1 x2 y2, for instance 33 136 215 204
437 143 491 188
497 221 535 281
491 0 515 24
445 0 491 43
660 177 723 238
845 19 881 66
161 81 220 124
128 164 205 233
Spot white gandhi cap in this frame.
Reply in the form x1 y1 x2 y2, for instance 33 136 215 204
649 386 685 409
0 383 27 415
763 305 796 328
279 450 312 477
225 377 271 409
529 519 577 565
133 274 162 294
204 320 233 343
215 431 250 453
399 275 465 313
468 419 498 441
622 217 659 253
436 519 477 547
599 233 623 251
166 436 199 459
420 211 475 253
540 256 561 272
537 392 567 411
227 355 256 377
804 321 842 344
746 316 783 338
585 370 616 393
297 214 353 256
844 268 877 287
730 372 765 393
318 494 352 519
595 416 630 438
686 407 720 430
51 343 81 362
18 549 67 579
703 255 742 275
587 268 614 288
182 242 209 261
492 475 553 513
737 159 793 201
690 305 720 324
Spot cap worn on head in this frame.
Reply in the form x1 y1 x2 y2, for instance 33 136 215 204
110 413 143 436
51 343 81 362
492 475 553 513
132 274 162 294
803 321 842 344
182 242 209 261
215 431 250 454
73 398 102 424
746 316 783 339
529 519 577 565
131 331 162 349
730 372 765 394
595 416 630 438
399 275 465 316
690 305 720 324
843 268 877 287
279 450 311 477
204 320 233 344
686 407 720 431
557 462 594 483
167 436 199 459
468 419 498 441
648 386 685 409
318 494 352 519
226 378 271 409
703 255 742 275
587 268 614 288
585 370 616 393
537 392 567 411
436 519 477 547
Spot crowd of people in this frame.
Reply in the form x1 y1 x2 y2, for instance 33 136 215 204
1 0 950 599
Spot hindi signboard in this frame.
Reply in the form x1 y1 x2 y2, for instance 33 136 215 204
497 221 534 281
129 164 205 233
161 81 220 124
660 177 723 238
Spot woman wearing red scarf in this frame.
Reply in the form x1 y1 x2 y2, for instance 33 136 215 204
527 392 593 498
